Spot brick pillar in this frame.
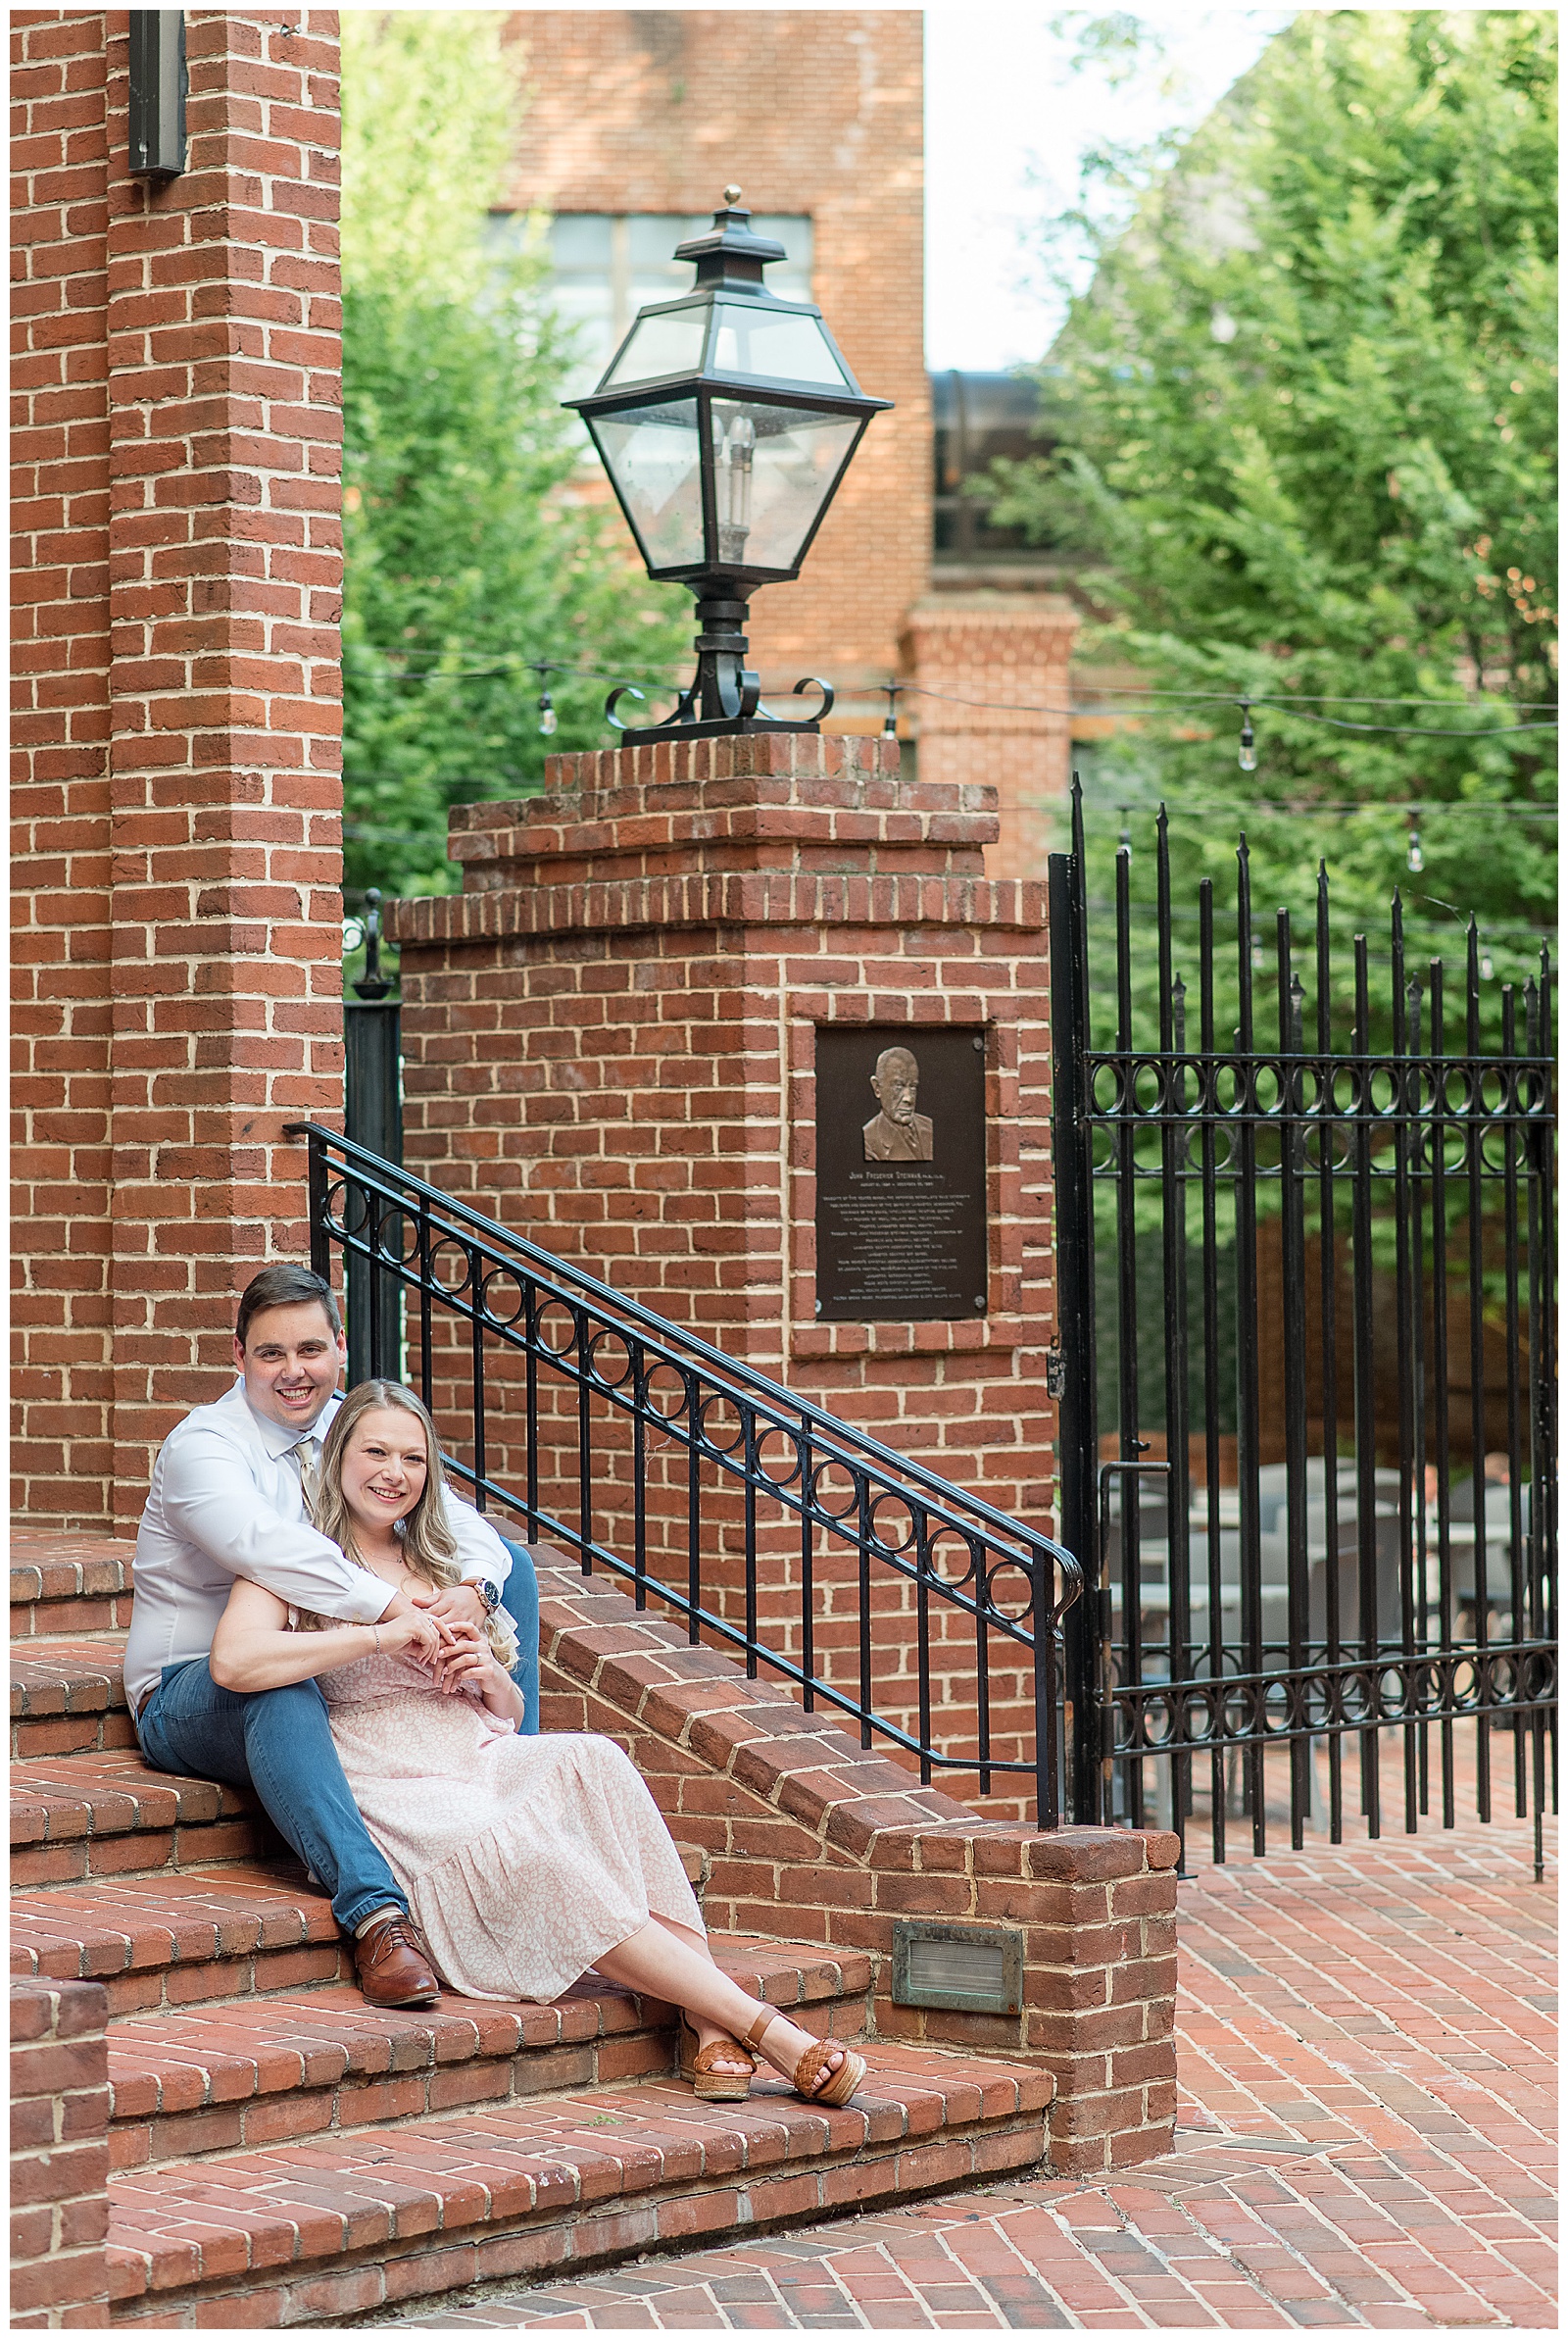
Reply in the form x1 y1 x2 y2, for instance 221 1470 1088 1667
903 593 1080 884
10 1978 112 2328
388 732 1060 1821
12 10 117 1530
12 12 347 1529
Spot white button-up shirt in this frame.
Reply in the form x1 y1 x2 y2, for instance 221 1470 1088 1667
124 1380 513 1714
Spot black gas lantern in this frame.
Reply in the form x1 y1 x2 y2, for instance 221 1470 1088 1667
565 188 892 739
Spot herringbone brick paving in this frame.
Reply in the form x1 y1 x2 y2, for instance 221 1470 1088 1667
368 1794 1556 2329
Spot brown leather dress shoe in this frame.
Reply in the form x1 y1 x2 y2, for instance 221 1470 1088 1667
354 1912 440 2007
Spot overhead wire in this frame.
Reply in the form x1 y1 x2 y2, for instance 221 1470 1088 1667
364 654 1558 740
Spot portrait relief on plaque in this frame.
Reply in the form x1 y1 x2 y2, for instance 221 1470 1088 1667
861 1044 934 1163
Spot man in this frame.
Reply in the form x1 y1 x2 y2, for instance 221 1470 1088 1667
861 1044 934 1162
126 1264 540 2009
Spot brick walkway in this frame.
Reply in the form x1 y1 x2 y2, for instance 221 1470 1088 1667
368 1799 1556 2330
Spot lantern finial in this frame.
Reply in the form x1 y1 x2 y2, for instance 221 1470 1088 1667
565 209 891 741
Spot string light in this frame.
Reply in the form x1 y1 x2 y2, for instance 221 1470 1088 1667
1406 814 1425 873
881 679 901 740
1238 700 1257 771
369 651 1559 740
1480 941 1495 979
537 687 558 737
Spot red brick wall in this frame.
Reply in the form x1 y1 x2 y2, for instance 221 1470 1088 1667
12 10 347 1532
500 9 928 702
905 594 1080 882
10 1977 113 2327
388 733 1060 1820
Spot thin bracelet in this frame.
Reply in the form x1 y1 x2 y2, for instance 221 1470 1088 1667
372 1624 381 1654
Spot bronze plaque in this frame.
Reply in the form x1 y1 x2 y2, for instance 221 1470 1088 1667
814 1027 988 1321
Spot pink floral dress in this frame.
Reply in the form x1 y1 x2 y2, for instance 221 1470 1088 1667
297 1626 705 2002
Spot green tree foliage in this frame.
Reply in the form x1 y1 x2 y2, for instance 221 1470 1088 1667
994 10 1556 1037
339 12 688 901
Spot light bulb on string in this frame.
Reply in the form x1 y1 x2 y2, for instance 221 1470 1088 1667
881 680 900 741
1480 940 1494 980
1406 814 1424 874
1250 929 1264 972
1118 806 1132 851
537 688 558 737
1237 700 1257 772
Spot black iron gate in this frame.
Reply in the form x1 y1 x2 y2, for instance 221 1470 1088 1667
1050 785 1556 1871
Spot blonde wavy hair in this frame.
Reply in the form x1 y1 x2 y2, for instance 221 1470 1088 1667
301 1379 516 1667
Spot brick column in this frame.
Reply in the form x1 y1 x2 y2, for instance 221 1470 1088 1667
903 593 1080 884
12 12 348 1529
12 10 117 1530
388 732 1060 1822
10 1978 112 2328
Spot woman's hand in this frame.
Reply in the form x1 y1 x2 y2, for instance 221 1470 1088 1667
373 1604 448 1665
375 1587 445 1664
427 1621 524 1725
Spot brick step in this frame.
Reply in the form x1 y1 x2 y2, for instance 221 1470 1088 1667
106 2050 1053 2327
13 1848 708 1998
12 1866 348 2016
14 1633 136 1759
11 1531 136 1639
11 1750 282 1889
108 1939 874 2171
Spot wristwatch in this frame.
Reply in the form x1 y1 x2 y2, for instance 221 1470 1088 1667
473 1578 503 1617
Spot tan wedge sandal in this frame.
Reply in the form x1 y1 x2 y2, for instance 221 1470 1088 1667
740 2008 867 2108
677 2012 756 2102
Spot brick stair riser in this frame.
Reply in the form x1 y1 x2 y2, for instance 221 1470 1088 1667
110 1984 877 2172
104 2076 1051 2327
11 1550 135 1643
28 1934 351 2022
111 2028 677 2174
12 1593 134 1640
15 1708 139 1762
12 1809 282 1892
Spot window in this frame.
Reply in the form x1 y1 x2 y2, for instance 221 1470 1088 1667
488 212 813 398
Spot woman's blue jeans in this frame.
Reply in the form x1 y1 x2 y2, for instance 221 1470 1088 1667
136 1540 541 1936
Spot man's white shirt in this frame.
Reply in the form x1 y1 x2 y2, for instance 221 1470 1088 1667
124 1381 513 1713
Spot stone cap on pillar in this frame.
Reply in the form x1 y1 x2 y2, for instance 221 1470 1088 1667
444 730 1000 897
382 729 1050 949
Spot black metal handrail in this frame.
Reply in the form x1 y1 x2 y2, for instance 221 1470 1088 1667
286 1122 1082 1825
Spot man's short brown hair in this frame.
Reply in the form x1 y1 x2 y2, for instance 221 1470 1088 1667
235 1265 342 1350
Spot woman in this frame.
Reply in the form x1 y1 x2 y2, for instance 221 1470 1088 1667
211 1379 864 2109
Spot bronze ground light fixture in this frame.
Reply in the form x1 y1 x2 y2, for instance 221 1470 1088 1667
564 189 892 740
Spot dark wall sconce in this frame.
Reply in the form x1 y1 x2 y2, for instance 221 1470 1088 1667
129 11 187 179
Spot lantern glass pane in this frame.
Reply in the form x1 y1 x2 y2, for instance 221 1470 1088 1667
603 307 708 387
709 399 860 571
708 302 848 387
590 399 704 569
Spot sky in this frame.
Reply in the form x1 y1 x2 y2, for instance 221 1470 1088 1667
924 8 1289 370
